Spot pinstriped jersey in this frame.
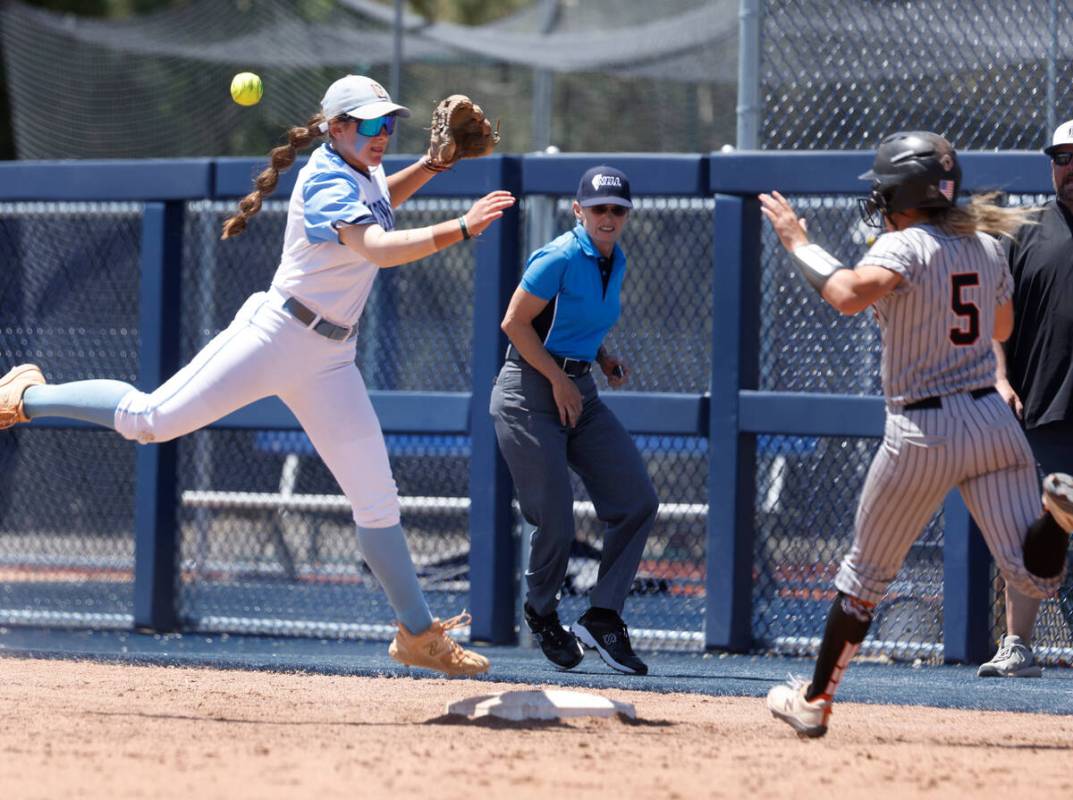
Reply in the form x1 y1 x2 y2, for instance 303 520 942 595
859 225 1012 405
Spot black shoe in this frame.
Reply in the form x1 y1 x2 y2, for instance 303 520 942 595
524 603 584 670
571 608 648 675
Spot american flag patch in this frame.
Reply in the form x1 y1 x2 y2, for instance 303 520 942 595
938 179 956 201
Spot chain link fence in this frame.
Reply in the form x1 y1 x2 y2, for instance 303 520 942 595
1 0 735 160
0 190 715 648
2 0 1073 666
761 0 1073 151
2 187 1070 657
0 202 142 628
5 0 1072 158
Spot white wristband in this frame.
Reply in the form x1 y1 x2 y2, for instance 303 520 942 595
791 243 849 292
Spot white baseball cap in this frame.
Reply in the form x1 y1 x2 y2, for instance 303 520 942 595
320 75 410 121
1044 118 1073 155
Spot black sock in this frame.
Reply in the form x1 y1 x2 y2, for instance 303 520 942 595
806 592 873 702
1023 513 1070 579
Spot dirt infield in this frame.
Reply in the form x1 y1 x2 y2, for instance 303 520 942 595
2 658 1072 799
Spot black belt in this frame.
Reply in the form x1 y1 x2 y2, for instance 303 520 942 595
506 344 592 377
903 386 996 411
282 296 356 341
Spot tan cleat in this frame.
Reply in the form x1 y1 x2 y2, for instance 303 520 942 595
0 364 45 430
1042 473 1073 534
388 611 490 677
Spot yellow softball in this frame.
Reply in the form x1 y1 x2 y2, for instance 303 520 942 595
230 72 263 107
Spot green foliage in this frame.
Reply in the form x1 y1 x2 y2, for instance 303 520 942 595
22 0 177 16
384 0 532 25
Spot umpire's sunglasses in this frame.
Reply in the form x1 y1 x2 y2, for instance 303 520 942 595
587 204 629 217
345 114 398 137
1051 151 1073 166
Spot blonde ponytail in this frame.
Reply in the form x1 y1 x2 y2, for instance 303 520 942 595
929 192 1040 239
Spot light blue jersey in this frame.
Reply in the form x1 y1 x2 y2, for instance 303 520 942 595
520 225 625 361
272 143 394 326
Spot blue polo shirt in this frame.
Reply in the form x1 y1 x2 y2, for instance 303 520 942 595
520 225 626 361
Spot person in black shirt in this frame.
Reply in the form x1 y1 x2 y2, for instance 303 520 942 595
978 120 1073 678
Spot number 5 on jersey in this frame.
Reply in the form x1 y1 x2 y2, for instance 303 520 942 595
949 272 980 346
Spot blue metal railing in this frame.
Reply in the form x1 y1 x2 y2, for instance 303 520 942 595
0 150 1055 660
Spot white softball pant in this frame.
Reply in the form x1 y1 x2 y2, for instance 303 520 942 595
836 390 1065 604
114 288 400 529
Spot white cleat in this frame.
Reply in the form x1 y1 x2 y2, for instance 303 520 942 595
977 634 1043 678
766 676 831 738
1042 473 1073 534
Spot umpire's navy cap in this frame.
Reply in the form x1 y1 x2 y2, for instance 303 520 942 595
576 166 633 208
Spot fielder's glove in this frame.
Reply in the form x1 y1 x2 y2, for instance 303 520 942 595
426 95 500 169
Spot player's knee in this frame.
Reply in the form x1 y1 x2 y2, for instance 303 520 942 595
993 549 1060 601
350 495 401 529
616 487 658 533
520 503 575 541
834 562 889 609
113 389 180 444
1023 513 1069 579
1002 573 1054 601
635 483 659 523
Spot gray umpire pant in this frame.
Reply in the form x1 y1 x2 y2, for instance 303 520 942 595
489 359 659 617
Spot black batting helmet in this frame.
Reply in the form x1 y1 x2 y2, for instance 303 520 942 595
858 131 961 228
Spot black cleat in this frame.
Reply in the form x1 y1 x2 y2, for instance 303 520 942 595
524 603 584 670
571 608 648 675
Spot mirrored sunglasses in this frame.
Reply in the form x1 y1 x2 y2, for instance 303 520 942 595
349 114 397 137
1051 151 1073 166
588 204 628 217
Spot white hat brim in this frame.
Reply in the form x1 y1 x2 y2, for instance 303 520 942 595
342 100 411 119
1045 119 1073 154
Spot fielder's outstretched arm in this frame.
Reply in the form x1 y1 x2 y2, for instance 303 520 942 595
339 190 514 267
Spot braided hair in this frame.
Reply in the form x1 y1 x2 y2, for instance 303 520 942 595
220 113 326 239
